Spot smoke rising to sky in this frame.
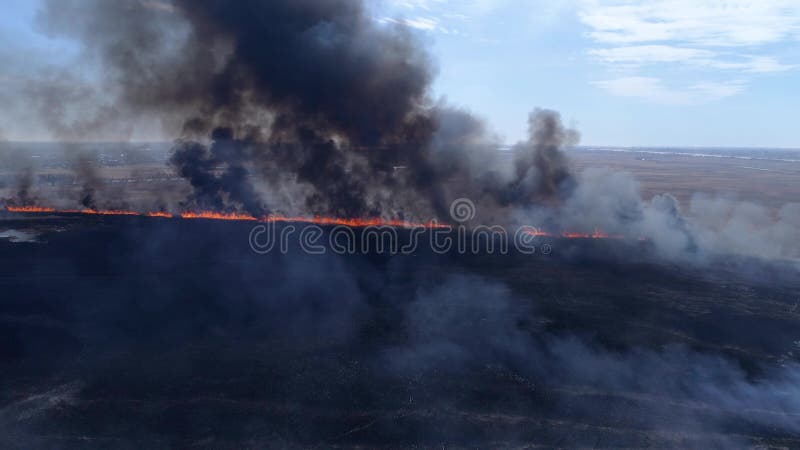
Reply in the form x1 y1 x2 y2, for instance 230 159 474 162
0 0 796 264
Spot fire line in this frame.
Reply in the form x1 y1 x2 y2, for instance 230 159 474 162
4 205 635 239
4 205 446 229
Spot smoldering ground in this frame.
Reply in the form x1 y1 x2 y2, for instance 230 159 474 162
1 220 799 448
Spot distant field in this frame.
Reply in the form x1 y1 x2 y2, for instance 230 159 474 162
570 148 800 212
2 143 798 214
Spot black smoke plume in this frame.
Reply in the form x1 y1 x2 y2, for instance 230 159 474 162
71 155 100 210
170 127 264 214
36 0 578 220
487 108 578 207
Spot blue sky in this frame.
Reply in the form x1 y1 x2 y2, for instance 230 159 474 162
375 0 800 147
1 0 799 147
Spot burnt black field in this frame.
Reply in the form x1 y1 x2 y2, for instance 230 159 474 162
1 214 799 448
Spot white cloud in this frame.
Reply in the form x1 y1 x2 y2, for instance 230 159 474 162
386 0 446 12
688 80 746 100
380 16 440 31
385 0 512 15
589 45 716 64
579 0 800 47
377 0 568 36
581 1 799 100
589 45 798 73
592 76 745 105
377 1 466 35
711 56 798 73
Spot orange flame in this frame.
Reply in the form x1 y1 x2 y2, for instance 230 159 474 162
525 227 627 240
523 228 554 238
83 209 140 216
5 205 56 213
4 205 445 229
264 215 448 229
4 204 638 238
146 211 173 218
180 211 259 221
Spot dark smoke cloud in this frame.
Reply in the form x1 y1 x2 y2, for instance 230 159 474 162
170 128 264 214
516 110 576 198
485 108 579 208
175 0 434 144
34 0 429 216
35 0 580 220
71 155 101 210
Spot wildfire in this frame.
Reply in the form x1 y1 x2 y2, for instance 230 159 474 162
561 229 625 240
3 205 446 229
3 205 637 239
80 209 140 216
180 211 259 221
264 215 447 229
524 227 626 240
5 205 56 213
146 211 173 218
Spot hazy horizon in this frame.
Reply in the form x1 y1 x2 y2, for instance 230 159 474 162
3 140 800 152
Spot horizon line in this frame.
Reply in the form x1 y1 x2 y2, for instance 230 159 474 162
2 140 800 151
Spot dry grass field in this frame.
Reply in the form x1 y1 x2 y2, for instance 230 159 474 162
1 145 798 216
570 148 800 212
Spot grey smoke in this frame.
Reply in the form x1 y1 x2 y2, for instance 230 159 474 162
3 168 38 207
71 155 101 210
520 167 800 262
386 275 800 447
503 109 578 205
21 70 135 143
0 144 40 207
688 195 800 260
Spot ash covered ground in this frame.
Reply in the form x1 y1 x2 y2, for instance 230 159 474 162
1 215 799 448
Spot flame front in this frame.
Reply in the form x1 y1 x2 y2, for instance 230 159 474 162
180 211 259 221
5 206 57 213
524 227 627 240
4 205 636 238
4 205 446 229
